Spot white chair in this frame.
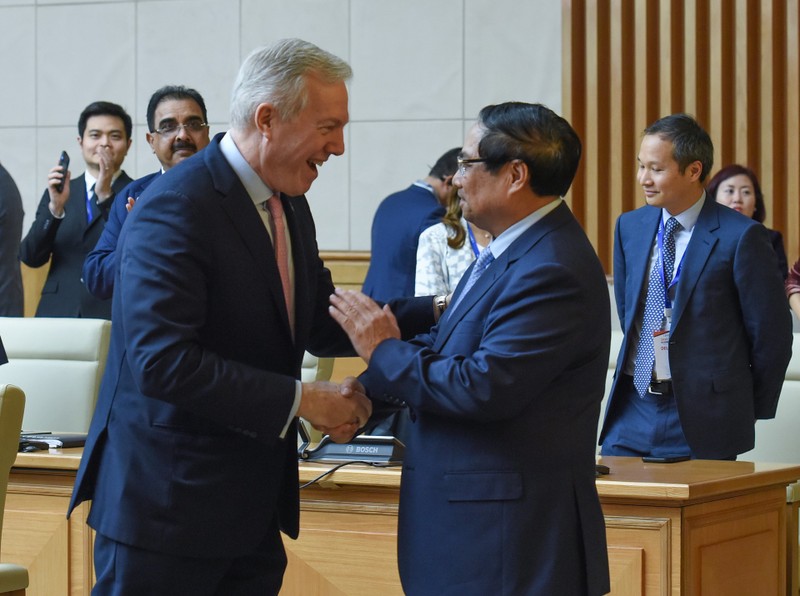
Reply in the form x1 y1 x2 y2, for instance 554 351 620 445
0 384 29 595
300 352 334 384
0 317 111 433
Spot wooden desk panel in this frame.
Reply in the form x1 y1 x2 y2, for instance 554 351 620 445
4 451 799 596
3 450 91 596
286 458 800 596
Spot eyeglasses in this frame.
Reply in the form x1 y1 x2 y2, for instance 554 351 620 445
457 157 489 176
152 121 209 137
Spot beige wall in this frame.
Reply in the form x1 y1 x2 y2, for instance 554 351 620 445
0 0 562 259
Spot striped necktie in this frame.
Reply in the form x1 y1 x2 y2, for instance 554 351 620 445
87 184 95 224
448 246 494 314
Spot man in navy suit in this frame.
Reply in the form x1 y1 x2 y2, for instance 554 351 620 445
0 162 24 316
69 39 434 594
331 103 611 595
361 147 459 301
20 101 133 319
83 85 211 299
600 113 792 460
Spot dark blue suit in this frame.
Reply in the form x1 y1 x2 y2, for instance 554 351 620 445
601 197 792 458
362 183 445 301
19 172 132 318
0 162 24 316
83 171 161 299
361 202 611 595
68 134 432 586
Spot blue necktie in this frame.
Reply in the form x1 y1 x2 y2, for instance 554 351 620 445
633 217 680 396
449 246 494 314
87 184 95 224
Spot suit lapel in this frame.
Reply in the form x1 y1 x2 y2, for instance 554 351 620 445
670 198 719 330
84 172 132 236
206 139 294 340
622 208 661 333
433 202 571 349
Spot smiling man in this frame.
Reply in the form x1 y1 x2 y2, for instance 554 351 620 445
68 39 435 595
600 113 792 461
83 85 211 299
20 100 133 318
330 102 611 595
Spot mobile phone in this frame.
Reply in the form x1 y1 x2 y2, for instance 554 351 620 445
55 150 69 193
642 455 690 463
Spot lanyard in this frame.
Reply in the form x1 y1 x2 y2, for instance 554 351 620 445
656 217 684 309
466 224 481 258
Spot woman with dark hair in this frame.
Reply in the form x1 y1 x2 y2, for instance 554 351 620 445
414 186 491 296
706 164 788 279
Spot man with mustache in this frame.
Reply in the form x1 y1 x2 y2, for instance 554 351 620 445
83 85 211 299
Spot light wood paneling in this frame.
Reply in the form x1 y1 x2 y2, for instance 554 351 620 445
564 0 800 272
6 451 800 595
321 251 370 292
20 251 370 319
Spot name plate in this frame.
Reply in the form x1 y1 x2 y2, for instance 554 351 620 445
299 435 405 464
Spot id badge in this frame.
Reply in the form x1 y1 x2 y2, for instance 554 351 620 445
652 329 671 381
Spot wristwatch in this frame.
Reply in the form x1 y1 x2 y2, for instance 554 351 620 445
434 294 448 316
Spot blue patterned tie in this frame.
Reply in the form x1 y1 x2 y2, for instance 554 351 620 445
87 184 95 224
633 217 680 396
448 246 494 313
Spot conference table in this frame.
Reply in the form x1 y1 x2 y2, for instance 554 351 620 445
3 450 799 595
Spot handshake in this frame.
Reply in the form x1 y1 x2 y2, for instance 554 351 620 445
297 377 371 444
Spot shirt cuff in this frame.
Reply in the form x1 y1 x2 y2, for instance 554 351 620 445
279 380 303 439
48 205 66 219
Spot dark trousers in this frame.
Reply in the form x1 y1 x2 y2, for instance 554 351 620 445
92 520 287 596
601 374 691 458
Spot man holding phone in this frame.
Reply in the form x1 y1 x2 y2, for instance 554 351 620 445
20 100 133 318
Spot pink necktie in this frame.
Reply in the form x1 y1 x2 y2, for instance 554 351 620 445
265 195 293 332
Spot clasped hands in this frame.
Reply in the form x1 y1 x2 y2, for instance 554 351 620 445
298 377 371 443
297 289 401 444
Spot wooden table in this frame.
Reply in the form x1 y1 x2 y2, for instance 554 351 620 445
3 450 799 595
285 457 800 596
2 449 90 596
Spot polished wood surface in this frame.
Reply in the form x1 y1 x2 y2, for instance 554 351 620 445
13 448 82 471
4 449 91 596
597 455 800 502
4 450 799 595
290 458 800 596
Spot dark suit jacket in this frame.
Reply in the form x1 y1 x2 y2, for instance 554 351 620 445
362 183 445 301
19 171 132 318
767 227 788 280
83 171 161 299
0 163 24 316
361 202 611 595
601 197 793 458
68 134 433 559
